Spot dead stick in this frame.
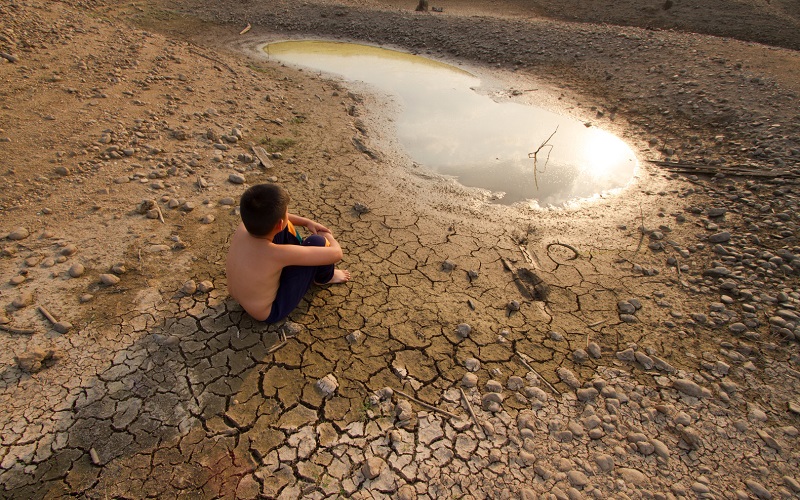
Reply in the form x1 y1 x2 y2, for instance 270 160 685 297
588 319 606 328
155 204 165 224
37 305 58 325
267 340 287 354
459 387 482 432
393 388 458 419
0 324 36 335
515 353 562 397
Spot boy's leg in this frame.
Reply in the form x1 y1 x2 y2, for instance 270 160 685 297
264 234 335 323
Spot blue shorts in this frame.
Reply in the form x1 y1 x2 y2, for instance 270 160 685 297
264 226 334 323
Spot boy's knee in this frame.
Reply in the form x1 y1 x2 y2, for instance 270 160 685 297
302 234 327 247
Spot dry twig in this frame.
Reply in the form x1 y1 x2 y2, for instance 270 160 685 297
394 388 459 419
515 352 562 397
528 126 558 190
0 325 36 335
459 387 482 432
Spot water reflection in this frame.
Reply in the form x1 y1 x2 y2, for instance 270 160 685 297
265 40 637 207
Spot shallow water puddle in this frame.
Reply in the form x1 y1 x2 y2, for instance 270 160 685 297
265 40 638 207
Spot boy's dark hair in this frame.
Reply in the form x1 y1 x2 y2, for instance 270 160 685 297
239 183 290 236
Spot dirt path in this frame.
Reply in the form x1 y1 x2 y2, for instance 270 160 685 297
1 0 798 498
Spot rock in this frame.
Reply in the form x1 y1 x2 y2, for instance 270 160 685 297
508 300 521 311
618 300 636 314
346 329 363 345
11 291 33 309
60 244 77 256
745 480 772 499
362 456 385 480
197 280 214 293
673 378 711 398
573 349 588 363
7 227 29 240
708 231 731 243
316 374 338 398
567 470 590 488
482 392 504 412
507 375 525 391
577 388 598 402
353 202 370 214
587 342 601 358
397 484 416 500
485 379 503 393
15 348 62 373
442 259 457 271
99 274 120 285
181 280 197 294
557 367 580 389
456 323 471 338
462 372 478 388
595 454 614 472
618 468 647 486
68 263 85 278
200 214 215 224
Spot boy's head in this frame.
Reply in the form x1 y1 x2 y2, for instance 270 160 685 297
239 183 290 236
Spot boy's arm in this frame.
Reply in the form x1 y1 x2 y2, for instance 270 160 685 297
288 213 330 235
277 231 343 267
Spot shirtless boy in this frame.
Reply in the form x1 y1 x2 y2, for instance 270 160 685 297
226 183 350 323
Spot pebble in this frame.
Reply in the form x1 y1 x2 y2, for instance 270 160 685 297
442 259 456 271
68 263 85 278
181 280 197 294
197 280 214 293
462 372 478 387
464 357 480 372
7 227 30 240
456 323 471 338
316 374 338 397
361 456 385 480
99 273 120 285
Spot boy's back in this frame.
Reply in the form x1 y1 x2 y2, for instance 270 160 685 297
226 223 284 321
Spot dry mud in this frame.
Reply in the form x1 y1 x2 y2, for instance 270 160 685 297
0 0 799 498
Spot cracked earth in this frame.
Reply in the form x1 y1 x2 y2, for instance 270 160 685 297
1 0 800 498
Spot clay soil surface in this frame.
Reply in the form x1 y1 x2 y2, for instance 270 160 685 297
1 0 799 498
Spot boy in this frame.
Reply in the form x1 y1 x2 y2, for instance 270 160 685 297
226 183 350 323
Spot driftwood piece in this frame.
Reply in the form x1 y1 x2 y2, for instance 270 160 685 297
239 23 252 35
252 146 274 169
394 388 459 419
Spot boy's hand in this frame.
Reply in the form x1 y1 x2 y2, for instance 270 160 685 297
306 221 330 235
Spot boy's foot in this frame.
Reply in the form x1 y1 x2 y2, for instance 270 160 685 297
318 269 351 285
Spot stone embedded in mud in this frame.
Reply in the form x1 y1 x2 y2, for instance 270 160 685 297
346 329 363 345
362 456 386 480
281 321 303 338
462 373 478 388
68 263 85 278
197 280 214 293
181 280 197 295
673 378 711 398
557 367 580 389
99 273 120 285
618 301 636 314
442 260 456 271
11 291 33 309
708 231 731 243
485 379 503 393
456 323 471 338
507 375 525 391
15 348 62 373
587 342 602 358
7 227 30 240
508 300 520 311
228 173 246 184
464 358 480 372
353 202 370 215
316 374 338 398
572 349 589 363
